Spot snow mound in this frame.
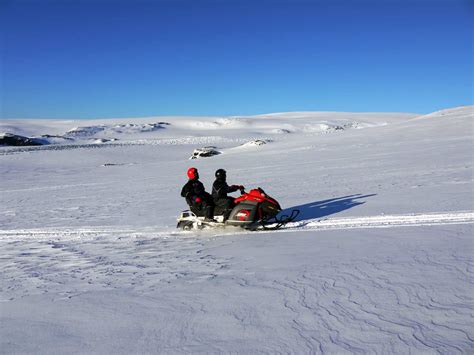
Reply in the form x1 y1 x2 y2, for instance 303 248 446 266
65 122 169 138
39 135 74 144
215 118 243 126
302 121 361 133
240 139 269 147
93 138 116 144
110 122 169 133
65 126 106 137
189 146 221 159
188 117 247 130
269 128 292 134
413 105 473 120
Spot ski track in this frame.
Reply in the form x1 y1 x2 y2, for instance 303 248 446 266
1 213 473 352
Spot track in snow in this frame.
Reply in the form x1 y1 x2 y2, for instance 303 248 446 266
0 211 472 239
284 211 474 231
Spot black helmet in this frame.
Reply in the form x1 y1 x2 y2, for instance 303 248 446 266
215 168 226 180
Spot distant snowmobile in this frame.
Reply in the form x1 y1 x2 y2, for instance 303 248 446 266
177 187 299 231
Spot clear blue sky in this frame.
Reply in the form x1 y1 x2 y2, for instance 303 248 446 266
1 0 472 118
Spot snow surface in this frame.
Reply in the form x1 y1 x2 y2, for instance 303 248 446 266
1 107 473 353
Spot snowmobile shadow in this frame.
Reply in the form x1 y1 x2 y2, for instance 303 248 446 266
282 194 376 222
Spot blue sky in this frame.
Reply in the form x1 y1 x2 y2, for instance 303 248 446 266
1 0 472 118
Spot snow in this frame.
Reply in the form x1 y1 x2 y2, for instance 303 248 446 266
0 107 473 353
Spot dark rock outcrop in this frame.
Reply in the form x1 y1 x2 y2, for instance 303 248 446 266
0 133 46 146
189 146 221 159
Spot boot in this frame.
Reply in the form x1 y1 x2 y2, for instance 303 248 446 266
223 209 232 222
204 206 216 222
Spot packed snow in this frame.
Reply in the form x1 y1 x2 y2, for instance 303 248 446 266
1 107 473 353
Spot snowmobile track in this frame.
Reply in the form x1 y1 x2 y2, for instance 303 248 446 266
279 211 474 232
0 211 472 239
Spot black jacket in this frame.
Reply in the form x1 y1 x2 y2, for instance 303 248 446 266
212 179 239 201
181 179 206 203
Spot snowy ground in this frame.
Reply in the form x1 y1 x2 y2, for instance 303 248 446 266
1 107 473 353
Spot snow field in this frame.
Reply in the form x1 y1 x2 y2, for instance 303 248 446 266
1 225 472 353
1 106 473 353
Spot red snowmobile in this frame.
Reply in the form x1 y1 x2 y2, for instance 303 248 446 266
176 187 299 231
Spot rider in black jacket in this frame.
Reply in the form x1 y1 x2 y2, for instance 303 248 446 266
181 167 215 221
212 169 244 221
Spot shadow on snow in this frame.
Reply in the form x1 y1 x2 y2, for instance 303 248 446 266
282 194 377 222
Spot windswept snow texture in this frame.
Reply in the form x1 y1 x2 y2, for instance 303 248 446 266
1 107 473 353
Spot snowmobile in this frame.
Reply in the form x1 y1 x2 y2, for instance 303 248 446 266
176 187 299 231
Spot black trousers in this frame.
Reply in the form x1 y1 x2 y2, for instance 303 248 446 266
214 197 235 220
188 192 215 219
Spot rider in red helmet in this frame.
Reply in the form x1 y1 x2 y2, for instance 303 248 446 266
180 167 215 221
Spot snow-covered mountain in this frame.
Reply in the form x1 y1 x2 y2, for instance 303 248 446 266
1 106 473 353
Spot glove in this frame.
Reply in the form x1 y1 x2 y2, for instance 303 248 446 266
195 197 201 203
239 185 245 190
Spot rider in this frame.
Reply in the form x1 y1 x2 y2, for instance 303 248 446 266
181 167 215 221
212 169 244 221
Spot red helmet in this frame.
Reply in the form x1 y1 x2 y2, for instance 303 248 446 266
187 167 199 180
